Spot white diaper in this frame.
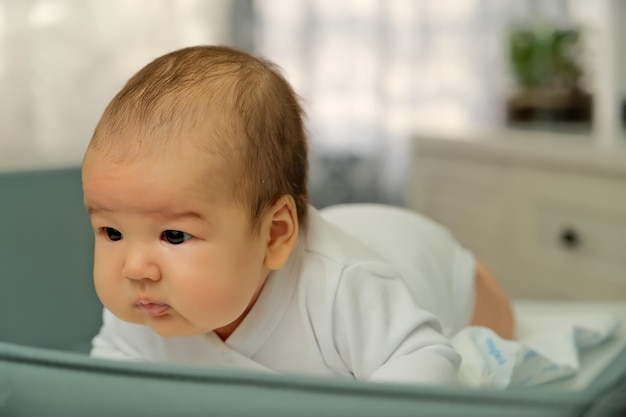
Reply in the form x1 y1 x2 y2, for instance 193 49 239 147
451 312 619 389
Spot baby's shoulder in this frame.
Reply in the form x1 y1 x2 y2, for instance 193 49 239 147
302 207 390 268
298 212 405 300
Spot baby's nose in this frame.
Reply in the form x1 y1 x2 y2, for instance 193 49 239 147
123 246 161 282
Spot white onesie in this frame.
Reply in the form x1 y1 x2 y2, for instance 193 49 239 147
91 204 476 385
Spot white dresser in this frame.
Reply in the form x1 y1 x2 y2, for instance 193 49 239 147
407 130 626 300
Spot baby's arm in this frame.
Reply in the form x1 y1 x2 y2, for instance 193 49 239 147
333 262 460 385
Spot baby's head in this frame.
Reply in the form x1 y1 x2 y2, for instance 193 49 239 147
82 46 307 339
87 45 308 230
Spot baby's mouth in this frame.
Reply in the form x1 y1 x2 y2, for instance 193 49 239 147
136 301 170 317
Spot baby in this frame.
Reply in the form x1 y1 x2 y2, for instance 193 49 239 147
83 45 513 385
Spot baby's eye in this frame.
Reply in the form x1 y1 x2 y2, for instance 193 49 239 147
104 227 123 241
162 230 192 245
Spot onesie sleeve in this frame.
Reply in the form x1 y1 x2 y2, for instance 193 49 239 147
332 262 461 385
90 308 144 361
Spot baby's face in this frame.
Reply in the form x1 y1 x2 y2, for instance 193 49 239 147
82 150 271 338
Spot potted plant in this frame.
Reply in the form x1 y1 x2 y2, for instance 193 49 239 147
506 25 592 126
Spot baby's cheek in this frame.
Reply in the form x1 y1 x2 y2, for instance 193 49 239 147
93 270 115 297
92 259 123 306
178 274 229 305
93 275 119 315
176 273 244 319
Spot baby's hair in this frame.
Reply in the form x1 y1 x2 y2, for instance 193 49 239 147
88 45 308 232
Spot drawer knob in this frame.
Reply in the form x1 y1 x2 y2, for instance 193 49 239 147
559 228 580 249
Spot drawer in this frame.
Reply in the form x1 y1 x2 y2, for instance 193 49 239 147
535 202 626 269
510 169 626 299
407 140 626 300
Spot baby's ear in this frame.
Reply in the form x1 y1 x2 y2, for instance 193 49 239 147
263 195 299 270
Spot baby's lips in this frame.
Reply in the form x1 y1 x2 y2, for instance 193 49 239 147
136 302 170 316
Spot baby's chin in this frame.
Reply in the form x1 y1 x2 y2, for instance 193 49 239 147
147 324 205 338
114 308 210 338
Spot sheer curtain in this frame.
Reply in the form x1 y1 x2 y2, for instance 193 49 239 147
254 0 574 207
0 0 239 170
1 0 582 208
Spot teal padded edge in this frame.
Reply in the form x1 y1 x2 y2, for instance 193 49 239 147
584 348 626 398
0 166 101 352
580 348 626 416
0 342 590 417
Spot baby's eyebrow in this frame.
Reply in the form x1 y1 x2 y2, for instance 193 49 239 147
157 210 205 220
85 205 110 215
86 205 205 221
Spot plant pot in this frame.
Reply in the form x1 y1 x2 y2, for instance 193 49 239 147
506 88 592 123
